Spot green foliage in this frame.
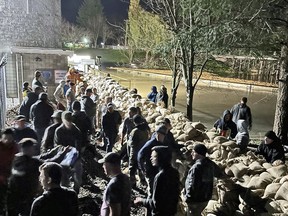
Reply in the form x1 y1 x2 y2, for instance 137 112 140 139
127 0 170 65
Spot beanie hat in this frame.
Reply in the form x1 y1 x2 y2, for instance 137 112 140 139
39 92 48 101
265 130 278 141
193 144 207 156
62 111 72 122
133 114 144 125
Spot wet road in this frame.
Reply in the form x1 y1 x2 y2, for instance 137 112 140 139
103 69 277 138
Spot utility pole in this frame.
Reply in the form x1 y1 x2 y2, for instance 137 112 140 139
0 54 7 129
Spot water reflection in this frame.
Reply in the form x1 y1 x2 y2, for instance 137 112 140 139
107 70 277 138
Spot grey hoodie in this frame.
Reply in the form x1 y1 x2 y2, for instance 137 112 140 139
235 119 249 150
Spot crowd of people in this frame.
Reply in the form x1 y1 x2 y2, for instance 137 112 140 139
0 69 286 216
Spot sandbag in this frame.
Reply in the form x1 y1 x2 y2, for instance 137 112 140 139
213 136 228 144
221 140 238 148
267 165 287 178
262 162 272 169
237 175 252 187
259 172 274 184
220 147 229 160
191 122 206 131
205 200 218 214
230 163 248 178
206 143 220 153
247 176 270 189
210 150 221 160
265 200 283 214
275 182 288 201
278 200 288 213
280 176 288 184
263 183 281 198
225 167 233 176
248 161 265 174
185 127 199 139
206 131 217 142
155 115 164 123
176 134 189 142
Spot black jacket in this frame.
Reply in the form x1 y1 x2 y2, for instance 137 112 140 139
145 165 180 216
256 140 285 163
185 157 224 203
30 100 54 128
19 92 38 121
41 123 61 152
30 187 78 216
54 124 82 150
13 127 38 143
102 110 122 136
81 96 96 117
138 138 164 178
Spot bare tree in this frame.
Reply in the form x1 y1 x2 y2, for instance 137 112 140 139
143 0 229 120
77 0 104 47
101 23 114 46
61 19 88 48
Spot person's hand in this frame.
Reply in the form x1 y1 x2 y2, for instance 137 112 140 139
134 197 145 205
59 146 72 155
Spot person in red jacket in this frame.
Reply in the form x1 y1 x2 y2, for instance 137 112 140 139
0 128 18 215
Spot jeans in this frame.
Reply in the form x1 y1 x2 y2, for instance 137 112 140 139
61 159 83 194
104 133 117 152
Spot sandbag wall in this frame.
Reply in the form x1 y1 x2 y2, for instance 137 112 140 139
86 74 288 216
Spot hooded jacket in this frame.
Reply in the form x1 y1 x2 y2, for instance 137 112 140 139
144 147 180 216
235 119 250 150
147 86 158 103
213 110 237 138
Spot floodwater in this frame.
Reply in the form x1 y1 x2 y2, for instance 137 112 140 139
105 70 277 139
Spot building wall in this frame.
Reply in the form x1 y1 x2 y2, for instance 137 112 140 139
0 0 61 48
6 53 68 99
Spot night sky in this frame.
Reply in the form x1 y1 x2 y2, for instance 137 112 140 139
61 0 129 24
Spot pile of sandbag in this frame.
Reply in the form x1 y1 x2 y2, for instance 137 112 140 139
86 74 288 216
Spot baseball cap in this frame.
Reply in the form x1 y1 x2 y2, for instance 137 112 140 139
51 110 63 119
15 115 26 121
98 152 121 165
156 125 167 135
19 138 37 148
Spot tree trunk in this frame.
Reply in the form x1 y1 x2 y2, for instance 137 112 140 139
171 61 181 107
186 55 195 121
187 85 194 121
273 44 288 144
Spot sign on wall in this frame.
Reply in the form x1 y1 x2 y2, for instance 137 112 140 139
54 70 67 84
